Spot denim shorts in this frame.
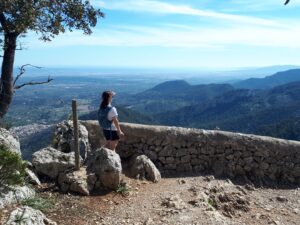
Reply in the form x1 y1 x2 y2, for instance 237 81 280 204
103 129 120 141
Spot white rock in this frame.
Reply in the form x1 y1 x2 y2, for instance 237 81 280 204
129 155 161 183
87 148 122 190
57 169 90 195
25 169 41 186
0 186 35 209
5 206 56 225
32 147 77 179
53 120 90 159
0 128 21 155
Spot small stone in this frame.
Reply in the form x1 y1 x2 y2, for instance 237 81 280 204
144 218 154 225
276 196 288 202
244 184 255 191
203 176 215 182
178 179 186 184
292 208 299 214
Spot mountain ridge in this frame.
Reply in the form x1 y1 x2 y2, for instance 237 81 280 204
234 69 300 89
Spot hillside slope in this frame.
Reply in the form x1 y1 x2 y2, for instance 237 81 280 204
119 80 234 115
234 69 300 89
79 106 155 125
156 81 300 140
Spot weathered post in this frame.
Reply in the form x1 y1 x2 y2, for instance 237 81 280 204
72 99 80 171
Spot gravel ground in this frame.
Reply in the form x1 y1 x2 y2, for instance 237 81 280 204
1 175 299 225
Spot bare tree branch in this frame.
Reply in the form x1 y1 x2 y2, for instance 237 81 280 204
14 76 53 90
13 64 43 87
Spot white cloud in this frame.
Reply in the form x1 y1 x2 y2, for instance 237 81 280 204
25 23 300 49
92 0 282 27
21 1 300 50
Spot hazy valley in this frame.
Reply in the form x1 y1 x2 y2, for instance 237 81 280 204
4 67 300 141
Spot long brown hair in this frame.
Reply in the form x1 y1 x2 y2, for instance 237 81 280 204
100 91 111 109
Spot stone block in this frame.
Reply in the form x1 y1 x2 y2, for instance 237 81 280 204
176 163 192 172
166 157 175 164
164 164 177 170
159 146 174 157
176 148 189 157
181 155 191 163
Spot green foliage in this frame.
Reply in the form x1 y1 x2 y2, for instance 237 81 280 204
116 182 131 197
208 197 217 209
0 0 104 40
21 196 55 212
0 145 26 187
258 119 300 140
13 210 28 224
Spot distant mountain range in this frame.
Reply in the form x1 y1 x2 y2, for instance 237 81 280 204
234 69 300 89
9 66 300 141
79 106 154 125
156 81 300 132
118 80 234 115
111 69 300 141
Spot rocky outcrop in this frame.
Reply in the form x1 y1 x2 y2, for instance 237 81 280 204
32 147 77 179
129 155 161 182
0 128 21 155
0 186 35 209
83 122 300 184
53 120 91 160
57 168 90 196
5 206 56 225
87 148 122 190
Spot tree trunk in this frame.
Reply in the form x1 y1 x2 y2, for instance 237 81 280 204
0 33 17 118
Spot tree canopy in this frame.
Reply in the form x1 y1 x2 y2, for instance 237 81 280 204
0 0 104 41
0 0 104 118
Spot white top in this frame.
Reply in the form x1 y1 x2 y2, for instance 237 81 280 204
107 104 118 131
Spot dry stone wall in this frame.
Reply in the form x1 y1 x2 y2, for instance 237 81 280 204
81 121 300 184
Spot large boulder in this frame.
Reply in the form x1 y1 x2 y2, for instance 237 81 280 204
57 168 90 196
0 186 35 209
5 206 56 225
32 147 77 179
87 148 122 190
0 128 21 155
129 155 161 183
53 120 90 160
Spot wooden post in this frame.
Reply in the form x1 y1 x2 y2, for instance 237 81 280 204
72 99 80 171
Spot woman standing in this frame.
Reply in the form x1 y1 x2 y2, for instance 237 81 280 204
98 90 124 151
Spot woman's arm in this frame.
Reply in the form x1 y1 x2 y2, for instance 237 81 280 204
112 116 124 136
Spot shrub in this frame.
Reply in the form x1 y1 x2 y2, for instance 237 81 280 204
21 197 55 212
208 197 218 209
116 181 131 197
0 145 26 187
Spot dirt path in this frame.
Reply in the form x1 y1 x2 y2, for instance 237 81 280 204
41 175 300 225
1 175 299 225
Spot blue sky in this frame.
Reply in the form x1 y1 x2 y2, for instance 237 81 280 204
15 0 300 70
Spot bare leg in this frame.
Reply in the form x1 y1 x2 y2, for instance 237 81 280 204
110 140 119 151
104 140 112 149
